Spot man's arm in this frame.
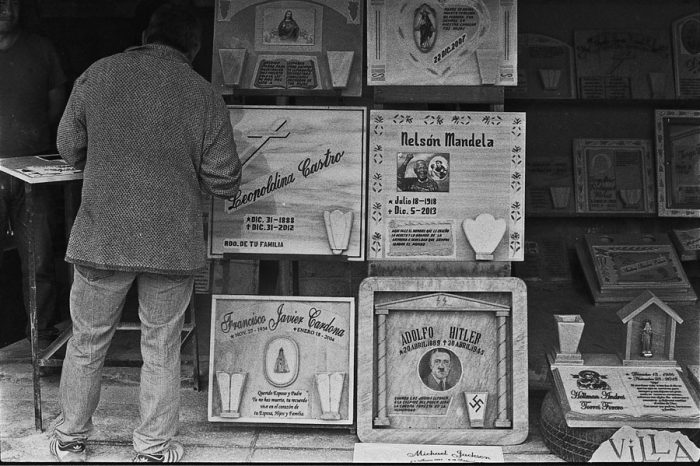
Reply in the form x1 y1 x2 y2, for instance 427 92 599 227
57 75 87 170
199 97 242 198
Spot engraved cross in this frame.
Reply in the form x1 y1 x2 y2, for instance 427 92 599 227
240 118 290 167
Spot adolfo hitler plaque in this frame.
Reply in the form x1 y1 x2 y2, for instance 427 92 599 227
212 0 363 96
208 106 366 260
367 0 517 86
357 277 528 445
208 295 354 425
368 110 525 262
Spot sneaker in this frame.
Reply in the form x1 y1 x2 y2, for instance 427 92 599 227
49 437 87 463
133 441 184 463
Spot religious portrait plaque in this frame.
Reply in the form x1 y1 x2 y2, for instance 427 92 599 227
368 110 525 262
357 276 528 445
212 0 363 96
574 30 675 99
550 365 700 429
208 106 366 259
655 109 700 217
208 295 355 425
367 0 517 86
575 233 697 304
573 139 655 214
506 33 575 99
672 13 700 99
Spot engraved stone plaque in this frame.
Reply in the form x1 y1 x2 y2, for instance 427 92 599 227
576 234 697 304
655 109 700 217
573 139 655 214
368 110 525 262
208 295 355 425
212 0 363 96
208 106 366 259
367 0 517 86
357 276 528 445
551 365 700 429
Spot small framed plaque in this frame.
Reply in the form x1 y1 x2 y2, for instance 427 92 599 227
574 29 675 99
573 139 655 214
208 295 355 425
357 276 528 445
212 0 363 96
655 109 700 217
576 233 697 304
367 0 517 86
208 105 367 259
672 13 700 99
368 110 525 262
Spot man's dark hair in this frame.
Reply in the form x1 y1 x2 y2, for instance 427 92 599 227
142 3 201 55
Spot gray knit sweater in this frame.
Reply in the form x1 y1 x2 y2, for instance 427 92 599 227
57 44 241 274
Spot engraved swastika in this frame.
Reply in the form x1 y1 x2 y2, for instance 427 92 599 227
469 395 485 412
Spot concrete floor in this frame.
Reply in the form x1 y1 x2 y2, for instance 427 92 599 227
0 335 561 463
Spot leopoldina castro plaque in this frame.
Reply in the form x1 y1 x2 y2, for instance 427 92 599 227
208 106 366 260
368 110 525 262
573 139 655 214
208 295 354 425
357 276 529 445
367 0 517 86
212 0 363 96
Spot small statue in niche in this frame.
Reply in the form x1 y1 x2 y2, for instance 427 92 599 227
274 347 289 373
641 320 653 358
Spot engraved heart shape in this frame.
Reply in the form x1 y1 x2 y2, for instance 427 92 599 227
462 213 506 259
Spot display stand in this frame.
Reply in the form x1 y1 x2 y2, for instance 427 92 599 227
0 156 201 431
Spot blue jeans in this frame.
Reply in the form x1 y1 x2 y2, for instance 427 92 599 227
0 173 57 339
53 264 194 454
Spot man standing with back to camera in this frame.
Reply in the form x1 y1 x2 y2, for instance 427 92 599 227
51 4 241 463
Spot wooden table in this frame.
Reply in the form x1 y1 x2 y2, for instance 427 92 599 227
0 155 83 431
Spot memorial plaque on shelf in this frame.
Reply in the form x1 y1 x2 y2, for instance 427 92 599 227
208 295 354 425
357 276 529 445
672 13 700 99
526 156 573 213
211 0 363 96
573 139 655 214
367 0 517 86
655 109 700 217
575 233 697 304
368 110 525 262
574 30 675 99
550 365 700 429
208 106 366 259
506 33 575 99
671 227 700 261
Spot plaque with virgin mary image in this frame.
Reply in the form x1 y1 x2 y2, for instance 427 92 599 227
208 105 366 260
573 139 655 214
357 276 529 445
367 0 517 86
368 110 525 262
212 0 363 96
208 295 355 425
